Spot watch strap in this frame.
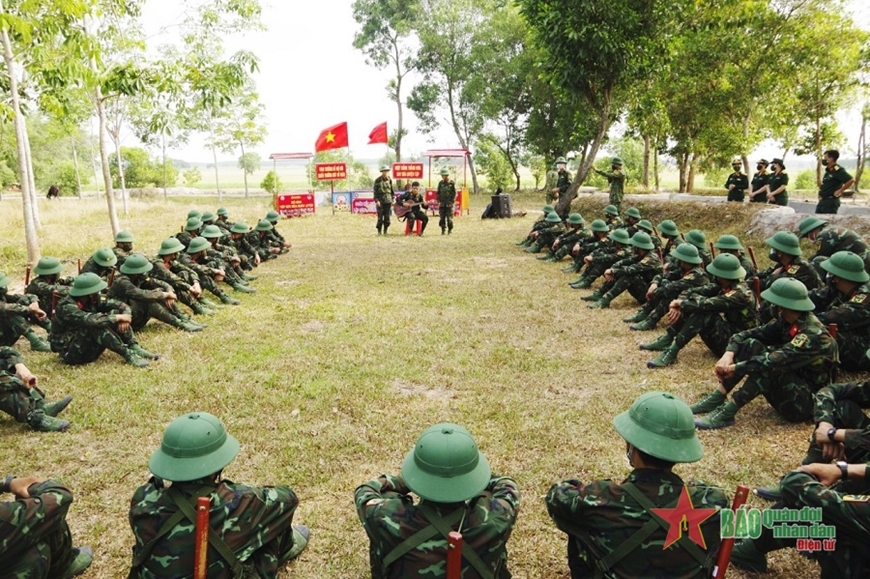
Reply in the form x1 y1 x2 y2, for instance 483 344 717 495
837 462 848 481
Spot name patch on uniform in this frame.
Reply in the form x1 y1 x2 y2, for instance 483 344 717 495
850 294 868 304
790 333 808 347
787 265 800 274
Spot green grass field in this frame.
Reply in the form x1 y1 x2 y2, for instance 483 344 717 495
1 192 860 577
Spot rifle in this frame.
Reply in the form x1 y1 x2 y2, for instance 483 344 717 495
77 258 82 274
50 290 59 319
194 496 210 579
711 485 750 579
709 242 716 258
108 269 116 287
25 266 31 286
752 277 762 309
747 247 759 271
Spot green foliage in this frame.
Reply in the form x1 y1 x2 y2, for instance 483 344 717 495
183 167 202 187
0 162 16 188
238 152 261 176
794 169 817 190
474 139 511 190
260 170 282 194
53 161 89 196
109 146 176 188
702 166 729 189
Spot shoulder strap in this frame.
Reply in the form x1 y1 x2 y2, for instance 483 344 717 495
418 503 494 579
381 507 464 569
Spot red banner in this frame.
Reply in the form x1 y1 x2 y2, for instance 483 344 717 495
351 196 378 215
425 190 460 216
392 163 424 179
315 162 347 181
276 193 316 216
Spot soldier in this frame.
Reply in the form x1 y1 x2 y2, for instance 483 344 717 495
764 158 789 206
692 278 838 430
712 234 757 278
264 210 291 251
113 230 135 267
725 158 749 202
641 253 758 369
0 346 72 431
107 254 204 333
226 222 260 270
374 165 394 235
0 475 93 576
176 216 202 249
683 229 712 267
552 157 573 220
636 219 662 250
603 204 623 229
586 232 663 309
547 392 728 579
80 247 117 283
25 257 73 320
747 158 769 203
129 412 309 578
816 149 855 215
758 231 822 322
624 242 709 333
811 251 870 372
594 157 626 211
180 237 241 306
622 207 641 237
525 212 565 254
564 219 611 277
539 213 586 262
355 423 520 578
247 219 281 262
0 271 52 352
657 219 680 260
201 225 256 293
150 238 216 316
51 272 158 368
545 162 558 202
571 228 632 290
215 207 234 231
516 205 555 247
437 167 458 235
798 215 870 273
396 181 429 236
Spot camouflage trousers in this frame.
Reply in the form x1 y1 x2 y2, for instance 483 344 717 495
723 338 820 422
668 312 739 357
637 285 685 325
0 519 74 578
0 375 39 424
753 470 870 579
0 313 30 347
609 190 623 212
438 205 453 232
376 202 392 232
52 325 137 365
835 333 870 372
195 273 229 301
129 300 188 331
600 275 649 305
802 399 870 466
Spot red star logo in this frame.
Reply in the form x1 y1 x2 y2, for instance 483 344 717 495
651 486 718 550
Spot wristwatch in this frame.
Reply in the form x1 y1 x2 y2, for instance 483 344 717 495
827 427 838 442
836 461 848 481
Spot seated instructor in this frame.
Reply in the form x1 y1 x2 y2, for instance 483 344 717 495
355 423 520 578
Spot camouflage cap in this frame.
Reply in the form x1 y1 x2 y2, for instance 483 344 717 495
590 219 609 233
114 230 135 243
613 392 703 463
545 212 563 223
765 231 801 256
624 207 641 219
657 220 679 238
69 272 107 297
92 247 118 268
604 205 619 216
186 237 211 254
230 222 250 234
761 277 814 311
201 225 223 239
706 253 746 280
609 228 630 245
820 251 870 283
713 234 744 251
157 238 186 256
149 412 240 482
32 257 64 276
254 219 273 232
798 216 828 238
567 213 585 225
684 229 707 250
672 243 702 265
120 253 153 275
401 423 491 503
184 217 203 232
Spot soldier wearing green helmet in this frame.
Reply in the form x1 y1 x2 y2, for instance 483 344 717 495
149 238 217 316
594 157 626 211
538 213 587 262
246 219 281 262
436 167 458 234
570 226 632 289
656 219 680 260
179 238 241 306
80 247 118 283
113 230 135 266
515 205 556 247
562 219 611 276
809 251 870 371
355 423 520 577
797 215 870 275
51 272 158 368
622 206 642 237
586 231 663 309
713 234 757 278
547 392 728 578
200 225 257 293
683 229 712 267
129 412 309 578
215 207 235 232
374 165 394 235
758 230 821 322
0 345 73 431
602 204 624 229
25 256 74 319
226 221 260 270
0 271 52 352
641 253 758 369
525 211 566 254
175 216 203 250
264 210 291 251
107 254 205 333
551 157 574 221
693 277 838 430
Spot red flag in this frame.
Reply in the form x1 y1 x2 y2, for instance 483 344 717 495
367 122 388 145
314 122 349 152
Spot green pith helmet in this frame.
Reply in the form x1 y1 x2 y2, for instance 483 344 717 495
637 219 654 233
545 212 563 223
555 156 567 164
69 272 107 297
630 231 654 250
821 251 870 283
186 209 201 220
609 229 630 245
32 257 63 276
157 238 186 256
184 217 203 232
255 219 273 231
439 168 450 176
611 157 624 166
230 222 249 234
400 423 491 503
613 392 703 463
625 207 641 219
120 253 153 275
761 277 814 311
590 219 609 233
567 213 584 225
684 229 706 250
657 220 678 238
672 243 702 265
216 207 229 217
115 230 135 243
798 216 828 238
379 165 390 172
201 211 215 222
0 271 11 288
266 210 280 222
714 234 744 251
186 237 211 254
201 225 223 239
92 248 118 268
542 205 555 214
765 231 801 256
604 205 619 216
149 412 240 482
706 253 746 280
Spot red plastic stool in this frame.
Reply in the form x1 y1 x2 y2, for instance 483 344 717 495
405 219 423 236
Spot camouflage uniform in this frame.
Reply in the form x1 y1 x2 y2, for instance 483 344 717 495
374 174 394 234
25 275 73 319
0 289 47 347
107 273 193 331
574 244 631 287
178 253 234 303
129 477 301 579
546 469 728 579
149 258 203 314
605 215 624 230
0 348 54 429
806 380 870 466
811 282 870 372
810 226 870 272
175 230 195 250
670 282 758 356
50 294 141 365
595 168 625 211
246 230 278 262
553 170 573 219
527 221 566 253
592 251 663 306
437 179 457 234
549 225 588 261
113 246 132 267
355 474 520 578
721 312 838 422
566 232 607 272
80 257 114 282
757 256 821 322
227 234 258 270
635 264 710 327
0 479 77 578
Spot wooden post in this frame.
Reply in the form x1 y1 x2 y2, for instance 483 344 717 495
747 247 759 271
446 531 463 579
709 241 716 258
194 496 210 579
24 266 30 286
77 258 82 274
711 484 750 579
829 323 838 340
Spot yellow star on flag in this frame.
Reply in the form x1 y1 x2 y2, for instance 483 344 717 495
325 132 335 143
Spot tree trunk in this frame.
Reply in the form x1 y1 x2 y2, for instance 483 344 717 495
1 26 40 264
815 115 822 187
71 137 83 198
22 123 40 228
240 141 249 198
569 102 612 195
642 134 650 189
211 142 222 202
687 153 697 193
855 106 867 193
678 152 688 193
654 145 660 192
113 137 129 214
162 132 168 199
95 91 120 235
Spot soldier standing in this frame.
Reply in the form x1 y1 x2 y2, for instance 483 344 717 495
747 158 769 203
816 149 855 215
437 167 457 235
374 165 394 235
552 157 573 220
595 157 626 211
725 158 749 202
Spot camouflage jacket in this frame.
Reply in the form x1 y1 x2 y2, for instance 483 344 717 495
107 274 172 305
555 171 572 199
374 176 395 203
175 231 194 249
245 231 274 258
728 312 838 383
149 259 193 293
0 290 37 319
814 381 870 454
178 254 222 279
80 256 114 282
554 227 587 250
0 479 74 567
811 282 870 337
680 282 758 331
589 245 630 268
611 251 662 281
0 345 24 374
437 179 457 206
129 477 299 579
355 474 520 579
758 256 821 292
594 168 625 196
51 294 130 351
546 468 728 579
25 276 73 315
227 236 258 261
605 216 624 230
737 252 758 279
811 226 869 262
651 266 710 300
113 246 132 266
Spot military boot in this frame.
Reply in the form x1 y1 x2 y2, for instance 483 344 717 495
123 349 150 368
729 540 768 573
587 296 612 309
243 272 259 281
647 345 679 368
25 329 51 352
536 253 552 260
689 390 726 414
754 486 783 502
525 243 542 253
515 238 531 247
232 283 256 294
176 320 205 332
28 410 70 432
581 288 604 301
630 317 658 331
639 332 674 351
286 525 311 561
569 277 589 289
44 395 73 417
200 297 222 308
129 344 160 360
694 401 739 430
219 293 241 305
623 309 648 323
191 302 216 316
561 263 580 273
61 546 94 579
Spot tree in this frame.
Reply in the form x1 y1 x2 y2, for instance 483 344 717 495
260 169 282 194
856 102 869 192
238 151 260 190
183 166 202 188
211 89 266 198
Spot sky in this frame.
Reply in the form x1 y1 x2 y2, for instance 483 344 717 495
138 0 870 166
